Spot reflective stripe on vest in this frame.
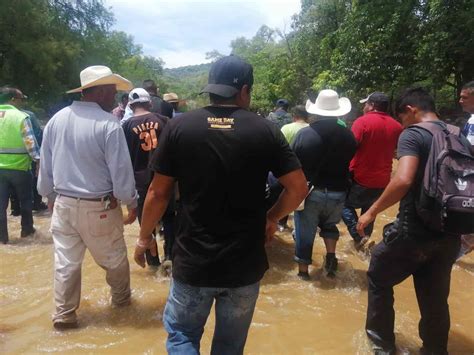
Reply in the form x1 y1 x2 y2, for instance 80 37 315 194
0 147 28 154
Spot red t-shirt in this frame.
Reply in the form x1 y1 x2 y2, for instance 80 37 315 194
349 111 403 188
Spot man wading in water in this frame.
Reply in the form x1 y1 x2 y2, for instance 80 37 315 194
134 55 307 354
292 89 357 279
38 66 138 329
358 88 465 354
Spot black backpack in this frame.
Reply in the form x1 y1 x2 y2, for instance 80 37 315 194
414 122 474 234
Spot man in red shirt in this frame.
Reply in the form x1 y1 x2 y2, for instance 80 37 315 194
342 92 402 248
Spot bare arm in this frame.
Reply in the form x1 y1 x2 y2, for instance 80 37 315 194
266 168 308 243
357 155 419 236
134 173 175 267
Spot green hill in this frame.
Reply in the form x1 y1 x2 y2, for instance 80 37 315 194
162 63 211 109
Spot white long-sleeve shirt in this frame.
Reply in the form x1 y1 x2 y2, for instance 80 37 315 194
38 101 138 208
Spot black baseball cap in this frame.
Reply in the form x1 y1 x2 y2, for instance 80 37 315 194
276 98 289 106
201 55 254 98
359 92 389 104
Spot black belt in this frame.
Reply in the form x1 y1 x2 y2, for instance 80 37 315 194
313 186 346 193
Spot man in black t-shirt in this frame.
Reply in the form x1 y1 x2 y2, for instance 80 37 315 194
142 79 174 119
292 89 356 279
122 88 169 266
133 55 308 354
357 88 461 355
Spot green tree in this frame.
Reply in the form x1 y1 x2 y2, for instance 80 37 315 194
0 0 167 116
321 0 419 100
416 0 474 96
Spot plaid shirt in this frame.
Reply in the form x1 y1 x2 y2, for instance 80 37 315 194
21 118 40 161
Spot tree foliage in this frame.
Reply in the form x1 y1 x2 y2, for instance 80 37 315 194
220 0 473 114
1 0 472 117
0 0 164 115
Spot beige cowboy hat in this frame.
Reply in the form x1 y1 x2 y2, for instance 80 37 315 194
163 92 179 103
305 89 351 116
67 65 133 93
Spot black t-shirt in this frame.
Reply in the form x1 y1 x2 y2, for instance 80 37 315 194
150 94 174 119
396 120 446 239
151 105 301 287
122 112 168 191
292 118 357 191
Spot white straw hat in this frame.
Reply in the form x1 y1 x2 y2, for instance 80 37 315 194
305 89 351 116
67 65 133 93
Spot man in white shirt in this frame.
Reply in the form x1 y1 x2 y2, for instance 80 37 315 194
38 66 138 330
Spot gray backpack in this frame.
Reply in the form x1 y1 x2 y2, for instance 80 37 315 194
414 122 474 234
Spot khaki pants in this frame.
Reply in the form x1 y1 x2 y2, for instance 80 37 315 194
51 195 130 324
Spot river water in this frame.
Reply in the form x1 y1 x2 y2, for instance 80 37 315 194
1 204 473 354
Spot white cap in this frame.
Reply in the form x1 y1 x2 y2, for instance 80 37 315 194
128 88 151 105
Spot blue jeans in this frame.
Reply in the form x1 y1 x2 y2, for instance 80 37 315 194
294 189 346 264
0 169 34 242
163 278 260 355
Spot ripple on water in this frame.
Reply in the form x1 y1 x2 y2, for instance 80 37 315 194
37 338 126 352
0 286 26 305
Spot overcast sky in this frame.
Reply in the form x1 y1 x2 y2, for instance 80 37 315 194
105 0 301 68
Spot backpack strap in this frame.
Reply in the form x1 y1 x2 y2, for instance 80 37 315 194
412 121 460 136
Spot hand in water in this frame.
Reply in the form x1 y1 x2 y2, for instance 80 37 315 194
134 237 158 268
124 207 137 225
357 211 376 237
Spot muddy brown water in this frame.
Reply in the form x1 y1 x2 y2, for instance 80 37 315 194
1 204 473 354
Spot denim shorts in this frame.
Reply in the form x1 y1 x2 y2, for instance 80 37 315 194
294 189 346 264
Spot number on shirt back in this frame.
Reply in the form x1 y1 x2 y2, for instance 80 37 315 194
139 128 158 151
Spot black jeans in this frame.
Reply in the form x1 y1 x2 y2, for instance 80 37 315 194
9 186 20 212
9 163 42 211
31 161 43 207
366 233 460 354
265 172 288 226
0 169 34 242
342 182 383 242
137 189 161 266
162 203 175 261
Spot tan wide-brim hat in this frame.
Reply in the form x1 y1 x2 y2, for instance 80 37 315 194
163 92 179 103
67 65 133 93
306 89 351 116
